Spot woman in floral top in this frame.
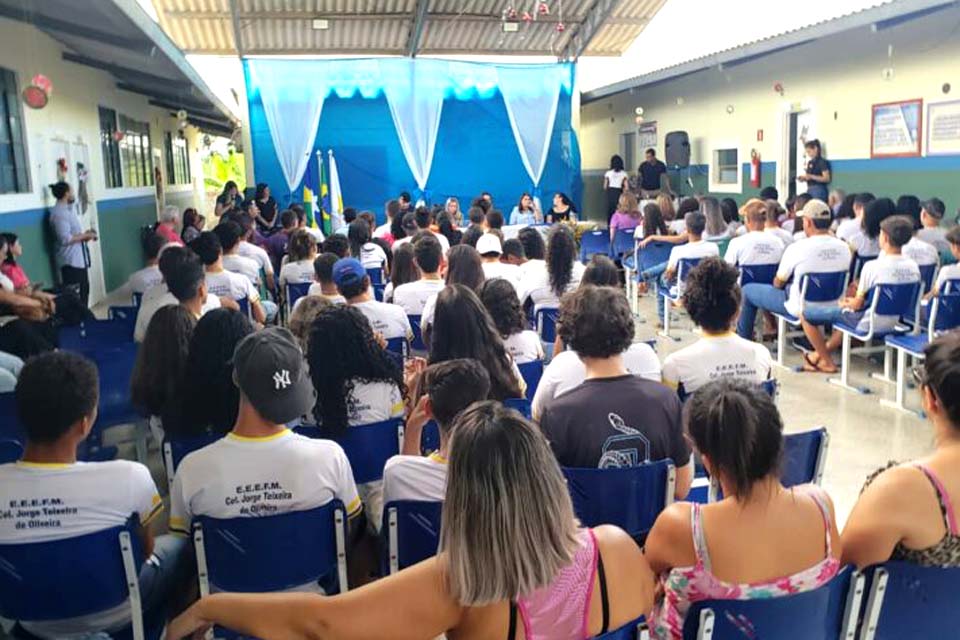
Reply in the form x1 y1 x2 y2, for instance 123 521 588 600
644 378 841 639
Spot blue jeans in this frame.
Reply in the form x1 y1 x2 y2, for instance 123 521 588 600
737 284 846 338
641 261 667 283
657 272 673 321
0 351 23 393
262 300 279 324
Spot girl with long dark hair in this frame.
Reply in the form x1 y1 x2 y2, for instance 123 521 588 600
215 180 242 217
479 278 543 365
254 183 279 235
517 224 584 309
604 154 629 224
348 219 388 271
546 192 578 224
384 243 420 303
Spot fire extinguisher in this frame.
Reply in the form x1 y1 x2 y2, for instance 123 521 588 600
750 150 761 188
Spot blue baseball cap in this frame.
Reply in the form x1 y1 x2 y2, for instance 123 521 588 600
332 258 366 287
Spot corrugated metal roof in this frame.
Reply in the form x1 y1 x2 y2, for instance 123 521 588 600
150 0 666 56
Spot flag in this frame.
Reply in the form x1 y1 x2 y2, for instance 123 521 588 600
319 152 332 236
327 149 345 233
302 151 321 230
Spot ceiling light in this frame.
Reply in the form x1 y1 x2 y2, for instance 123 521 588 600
503 22 519 33
312 18 330 30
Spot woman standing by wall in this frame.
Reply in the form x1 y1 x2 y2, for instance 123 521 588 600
604 155 629 225
798 139 831 203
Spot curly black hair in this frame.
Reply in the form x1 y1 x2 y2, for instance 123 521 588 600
308 305 405 437
558 285 633 359
682 257 741 333
546 224 576 298
479 278 525 338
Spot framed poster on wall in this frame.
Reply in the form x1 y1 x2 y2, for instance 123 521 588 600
870 99 922 158
637 121 657 149
926 100 960 156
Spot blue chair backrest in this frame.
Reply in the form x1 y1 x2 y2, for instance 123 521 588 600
504 397 532 419
421 420 440 455
194 501 347 595
0 519 144 623
677 257 702 283
0 391 22 442
782 427 829 487
108 305 139 336
536 306 559 343
298 418 403 485
563 460 675 542
373 282 387 302
236 296 251 318
918 263 937 293
366 267 384 285
851 252 878 279
518 359 544 402
739 263 778 286
859 562 960 639
163 433 224 491
636 240 676 274
580 230 611 263
408 314 426 351
678 378 777 403
382 500 443 574
612 228 636 257
285 282 311 310
385 336 409 359
595 615 645 639
931 288 960 334
0 438 22 463
92 343 140 431
869 281 920 318
59 319 134 353
681 565 860 640
800 271 848 304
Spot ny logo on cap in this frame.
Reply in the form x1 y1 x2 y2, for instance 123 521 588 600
273 369 292 390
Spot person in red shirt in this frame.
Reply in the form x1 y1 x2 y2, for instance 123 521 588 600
156 205 185 246
0 233 30 290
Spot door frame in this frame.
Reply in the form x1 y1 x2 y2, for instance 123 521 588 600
778 100 817 202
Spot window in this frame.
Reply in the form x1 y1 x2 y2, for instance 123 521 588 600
99 106 122 189
118 114 153 187
0 68 30 194
709 146 741 193
164 131 191 185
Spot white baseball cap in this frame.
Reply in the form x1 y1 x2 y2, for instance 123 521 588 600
476 233 503 256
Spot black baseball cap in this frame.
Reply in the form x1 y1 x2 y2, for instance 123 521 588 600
233 327 314 424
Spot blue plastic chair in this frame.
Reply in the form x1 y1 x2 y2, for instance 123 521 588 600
382 500 443 575
858 562 960 639
385 336 409 359
563 460 676 543
93 343 141 431
636 240 676 277
681 565 863 640
739 263 778 286
297 418 403 485
772 271 848 369
851 252 878 280
659 257 703 339
162 432 224 492
366 267 384 285
59 319 134 353
535 306 559 344
504 397 532 419
0 519 152 640
194 501 349 598
0 438 22 463
678 378 778 403
612 228 635 260
236 295 251 319
284 282 312 318
420 420 440 455
108 305 139 336
829 281 921 394
373 282 387 302
408 314 426 351
918 263 937 293
518 359 544 402
595 615 646 639
0 392 116 462
580 229 611 263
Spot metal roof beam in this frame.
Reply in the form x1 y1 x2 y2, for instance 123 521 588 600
560 0 622 61
406 0 430 57
228 0 245 56
161 10 584 23
0 4 154 53
62 52 191 89
149 99 225 119
117 83 208 108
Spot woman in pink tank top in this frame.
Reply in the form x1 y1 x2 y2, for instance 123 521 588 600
166 401 655 640
645 379 841 639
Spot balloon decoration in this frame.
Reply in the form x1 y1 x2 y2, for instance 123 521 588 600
22 73 52 109
502 1 565 39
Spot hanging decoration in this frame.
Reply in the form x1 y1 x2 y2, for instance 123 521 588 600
22 74 52 109
112 130 125 143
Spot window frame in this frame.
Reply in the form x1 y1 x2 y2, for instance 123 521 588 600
117 113 153 188
98 106 123 189
708 143 742 194
164 130 191 186
0 67 31 194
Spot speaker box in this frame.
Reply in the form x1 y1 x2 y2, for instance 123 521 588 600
664 131 691 169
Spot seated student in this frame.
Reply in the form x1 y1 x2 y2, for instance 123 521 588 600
662 258 772 395
125 232 167 297
500 238 526 267
897 194 922 228
736 200 851 342
925 227 960 300
609 192 642 242
509 193 541 226
902 222 941 279
645 378 841 639
479 278 543 365
420 244 485 341
720 197 742 236
724 198 785 268
836 192 875 243
764 199 795 247
291 203 325 244
334 257 412 342
400 207 451 255
134 247 227 343
384 359 491 505
781 193 811 235
193 231 270 325
299 252 347 307
173 308 253 439
460 224 483 248
464 204 485 235
430 284 525 401
216 221 262 287
701 197 730 241
131 305 196 442
374 199 401 243
636 199 699 290
348 218 388 271
167 400 655 640
484 209 505 234
476 233 522 288
228 210 276 292
842 333 960 568
393 233 445 315
657 211 720 325
266 209 299 275
669 197 700 235
169 328 364 582
1 352 186 638
322 233 351 259
436 211 462 247
516 226 546 278
382 243 418 303
390 212 420 252
156 205 184 246
279 229 319 288
538 285 690 499
288 296 331 353
847 197 897 264
917 197 950 253
181 207 204 244
801 216 920 373
634 202 668 241
518 224 585 308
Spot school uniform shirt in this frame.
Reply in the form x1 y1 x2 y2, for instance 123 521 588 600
351 299 413 340
935 263 960 292
503 329 544 365
222 253 262 287
765 227 795 247
854 253 921 333
126 264 163 295
306 284 346 304
482 261 522 289
382 453 447 506
835 218 862 243
661 333 773 395
279 259 316 287
519 258 547 282
668 219 687 235
781 218 796 234
902 238 940 268
917 227 951 254
847 231 881 258
395 231 450 255
359 242 388 270
392 279 445 316
777 235 852 318
346 380 404 426
373 222 392 240
539 375 689 470
605 169 629 190
303 226 326 244
237 241 274 279
666 241 720 296
134 284 221 342
724 231 785 267
0 460 162 637
532 343 661 419
421 291 439 332
205 268 261 304
517 261 586 308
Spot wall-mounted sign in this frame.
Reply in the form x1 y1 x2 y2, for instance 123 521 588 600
870 99 922 158
637 120 657 149
926 100 960 156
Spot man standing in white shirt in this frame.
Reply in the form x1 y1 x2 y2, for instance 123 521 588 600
737 199 851 343
476 233 521 289
334 258 412 341
170 328 364 591
383 359 491 506
126 233 167 299
658 210 719 324
393 234 445 315
725 199 785 268
0 352 187 638
193 231 272 325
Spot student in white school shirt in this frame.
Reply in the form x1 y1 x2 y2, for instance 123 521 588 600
764 199 795 247
383 359 491 507
217 220 264 287
917 197 950 254
662 258 772 396
125 232 166 298
479 278 543 365
298 252 347 308
0 352 187 638
334 258 412 341
476 233 522 289
348 219 388 271
169 328 364 579
657 210 720 324
193 231 271 325
392 233 446 315
846 198 898 265
278 229 319 288
836 193 875 243
229 210 276 292
517 224 585 309
724 199 785 269
925 227 960 301
801 216 920 374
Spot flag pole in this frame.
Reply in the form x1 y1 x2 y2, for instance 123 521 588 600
314 149 322 230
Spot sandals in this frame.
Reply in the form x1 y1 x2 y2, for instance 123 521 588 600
802 351 838 374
